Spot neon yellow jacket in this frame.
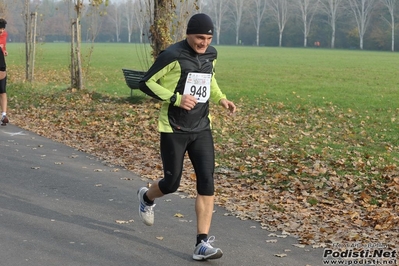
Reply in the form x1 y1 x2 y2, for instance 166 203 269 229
139 39 226 133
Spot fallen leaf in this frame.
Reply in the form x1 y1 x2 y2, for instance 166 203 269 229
292 244 306 248
115 219 134 224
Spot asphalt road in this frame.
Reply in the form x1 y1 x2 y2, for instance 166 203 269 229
0 124 324 266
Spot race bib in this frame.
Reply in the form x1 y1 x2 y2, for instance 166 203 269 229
183 72 211 103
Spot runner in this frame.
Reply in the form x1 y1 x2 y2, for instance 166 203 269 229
137 13 236 261
0 18 8 126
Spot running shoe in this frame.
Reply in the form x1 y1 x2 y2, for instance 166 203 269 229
137 187 155 226
1 115 8 126
193 236 223 261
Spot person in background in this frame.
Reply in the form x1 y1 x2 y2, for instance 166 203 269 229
0 18 8 126
137 13 236 261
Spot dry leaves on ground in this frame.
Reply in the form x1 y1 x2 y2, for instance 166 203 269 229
10 88 399 249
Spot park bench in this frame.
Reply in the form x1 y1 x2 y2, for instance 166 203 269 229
122 68 146 97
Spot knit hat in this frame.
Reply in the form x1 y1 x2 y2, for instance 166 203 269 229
186 13 214 35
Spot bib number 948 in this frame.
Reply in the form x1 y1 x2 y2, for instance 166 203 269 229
184 72 211 103
190 85 208 99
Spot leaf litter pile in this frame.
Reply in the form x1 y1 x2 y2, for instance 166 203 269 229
11 88 398 248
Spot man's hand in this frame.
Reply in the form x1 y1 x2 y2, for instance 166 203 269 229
179 94 198 111
219 98 236 114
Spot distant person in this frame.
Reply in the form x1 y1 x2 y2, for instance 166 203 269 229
0 18 8 126
137 13 236 261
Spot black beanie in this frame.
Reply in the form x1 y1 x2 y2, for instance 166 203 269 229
186 13 214 35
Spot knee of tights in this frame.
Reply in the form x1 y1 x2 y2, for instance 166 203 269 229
197 183 214 196
158 182 179 195
197 190 214 196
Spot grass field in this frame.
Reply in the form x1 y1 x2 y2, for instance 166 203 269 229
7 42 399 155
7 42 399 108
6 43 399 244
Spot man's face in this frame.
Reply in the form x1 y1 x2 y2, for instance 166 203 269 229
187 34 213 54
0 28 5 34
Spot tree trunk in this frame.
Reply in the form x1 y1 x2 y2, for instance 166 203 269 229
76 17 83 89
24 0 31 81
71 20 76 88
71 18 83 89
71 0 84 90
149 0 173 60
303 18 307 47
30 12 37 81
391 16 395 52
360 36 364 50
331 24 335 49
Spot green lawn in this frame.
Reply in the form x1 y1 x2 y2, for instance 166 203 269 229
6 42 399 161
9 43 399 109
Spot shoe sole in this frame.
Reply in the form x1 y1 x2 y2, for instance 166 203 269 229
193 249 223 261
1 117 8 126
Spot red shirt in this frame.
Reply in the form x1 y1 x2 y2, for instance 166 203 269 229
0 30 7 54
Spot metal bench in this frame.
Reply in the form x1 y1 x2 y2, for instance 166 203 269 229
122 68 146 97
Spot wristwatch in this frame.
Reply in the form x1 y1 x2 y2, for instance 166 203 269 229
170 94 177 105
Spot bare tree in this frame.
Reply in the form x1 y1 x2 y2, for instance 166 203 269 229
108 2 122 42
85 4 106 42
230 0 246 45
133 0 148 44
208 0 231 45
196 0 205 11
348 0 376 50
24 0 31 81
269 0 290 47
0 1 5 14
380 0 397 51
124 0 133 43
295 0 320 47
28 12 38 81
124 0 144 43
249 0 268 46
319 0 343 48
71 0 108 90
125 0 153 71
173 0 199 42
23 0 39 82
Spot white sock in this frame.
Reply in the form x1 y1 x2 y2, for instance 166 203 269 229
1 112 5 117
